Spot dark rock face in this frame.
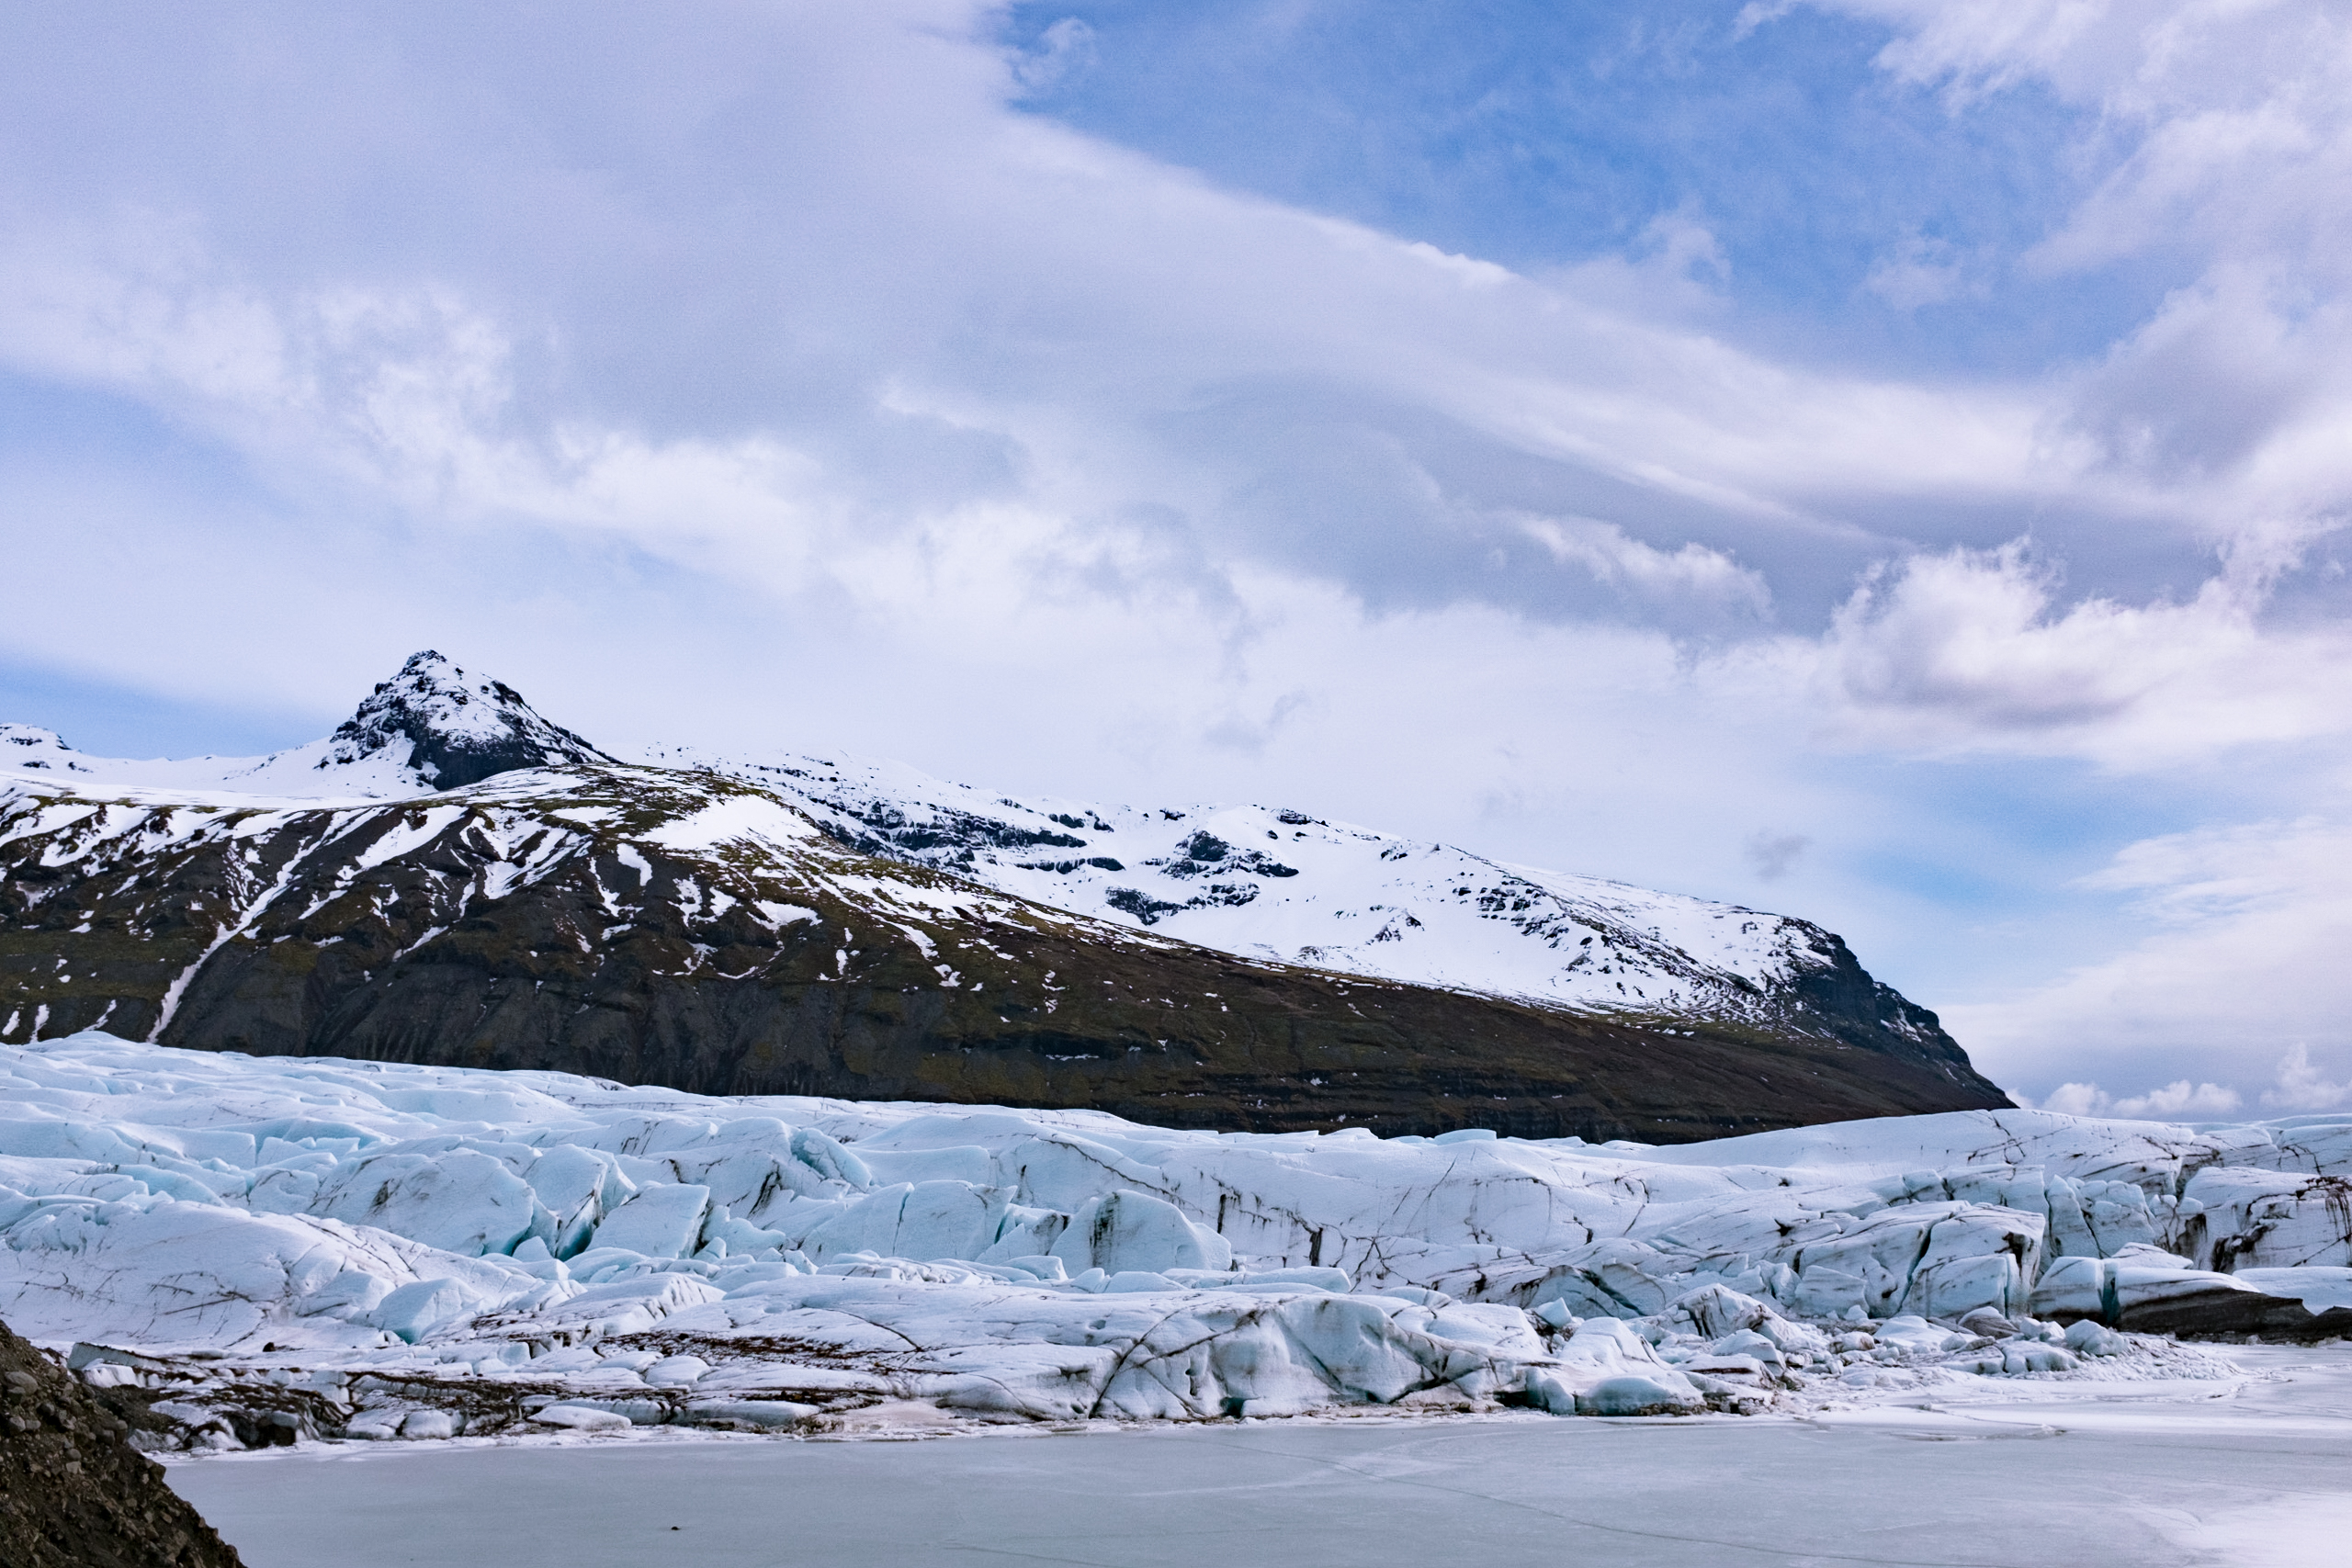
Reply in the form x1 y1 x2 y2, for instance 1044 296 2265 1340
2054 1288 2352 1342
0 777 2011 1141
1781 927 1957 1056
0 1318 245 1568
322 650 614 788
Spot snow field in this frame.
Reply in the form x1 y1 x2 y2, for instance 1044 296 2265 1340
4 1033 2346 1449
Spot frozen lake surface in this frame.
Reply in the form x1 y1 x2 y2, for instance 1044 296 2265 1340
170 1346 2352 1568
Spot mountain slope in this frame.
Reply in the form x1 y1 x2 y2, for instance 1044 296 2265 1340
0 656 2008 1139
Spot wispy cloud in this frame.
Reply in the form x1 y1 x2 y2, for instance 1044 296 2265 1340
1744 830 1811 881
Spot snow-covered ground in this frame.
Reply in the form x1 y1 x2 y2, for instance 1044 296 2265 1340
5 1033 2347 1455
167 1344 2352 1568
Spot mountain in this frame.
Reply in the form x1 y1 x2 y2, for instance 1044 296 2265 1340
0 653 2008 1139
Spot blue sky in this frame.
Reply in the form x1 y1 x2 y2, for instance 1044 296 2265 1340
1004 1 2157 372
4 1 2351 1115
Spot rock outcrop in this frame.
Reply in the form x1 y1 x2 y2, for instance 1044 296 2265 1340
0 1315 244 1568
321 650 616 788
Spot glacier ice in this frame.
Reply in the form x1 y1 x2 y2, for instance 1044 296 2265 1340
1 1032 2344 1449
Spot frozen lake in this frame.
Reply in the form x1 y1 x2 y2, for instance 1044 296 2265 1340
168 1347 2352 1568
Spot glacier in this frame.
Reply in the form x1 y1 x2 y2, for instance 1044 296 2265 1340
3 1032 2344 1451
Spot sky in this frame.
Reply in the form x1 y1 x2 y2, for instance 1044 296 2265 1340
3 0 2350 1116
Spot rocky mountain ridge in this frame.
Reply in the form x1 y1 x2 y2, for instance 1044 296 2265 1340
0 654 2008 1138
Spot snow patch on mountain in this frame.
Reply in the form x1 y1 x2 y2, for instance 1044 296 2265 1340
2 722 421 801
640 795 818 856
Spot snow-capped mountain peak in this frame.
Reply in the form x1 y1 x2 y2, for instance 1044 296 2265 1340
637 743 1928 1038
322 649 614 790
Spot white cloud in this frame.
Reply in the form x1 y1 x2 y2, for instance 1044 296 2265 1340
1793 0 2352 538
1768 541 2352 765
2064 267 2352 525
1516 514 1770 613
4 3 2332 710
2028 1079 2243 1121
2263 1043 2352 1112
1804 3 2352 802
1944 818 2352 1100
1864 232 1979 310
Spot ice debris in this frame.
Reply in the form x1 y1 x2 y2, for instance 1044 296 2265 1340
2 1033 2342 1448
